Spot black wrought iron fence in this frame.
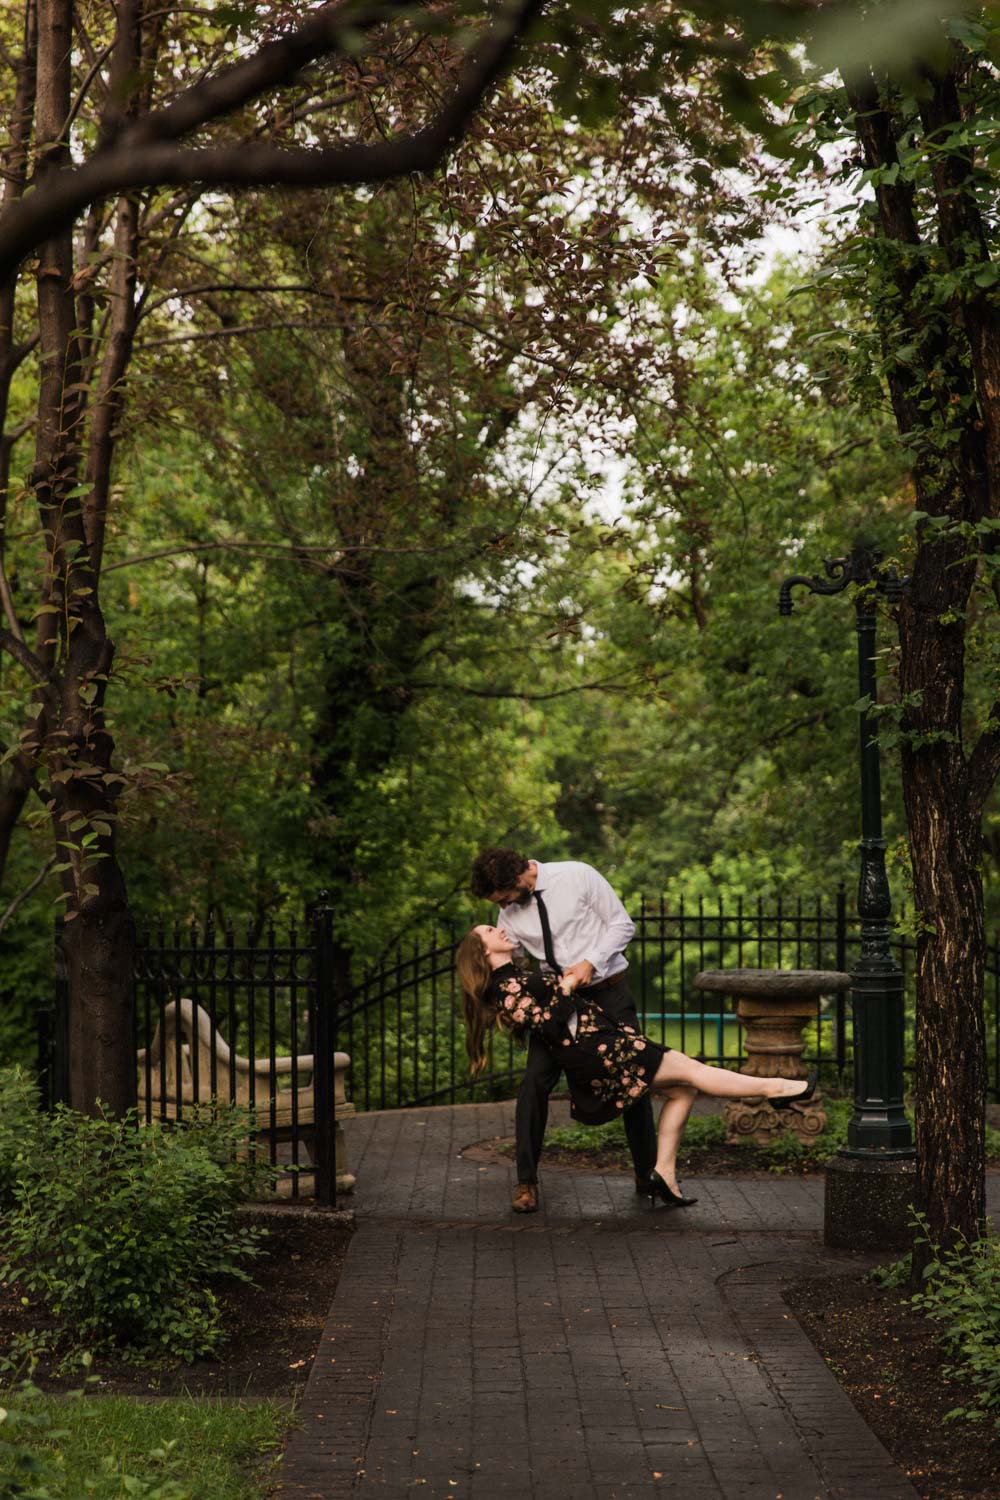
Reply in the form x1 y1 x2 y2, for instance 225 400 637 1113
337 890 1000 1110
41 901 338 1204
38 890 1000 1186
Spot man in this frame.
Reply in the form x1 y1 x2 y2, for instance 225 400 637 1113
470 846 657 1213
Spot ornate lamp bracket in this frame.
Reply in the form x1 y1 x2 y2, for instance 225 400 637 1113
779 546 906 616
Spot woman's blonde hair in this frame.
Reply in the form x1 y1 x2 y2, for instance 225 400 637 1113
456 928 498 1077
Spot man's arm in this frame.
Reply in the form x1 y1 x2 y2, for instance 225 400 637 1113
578 865 635 980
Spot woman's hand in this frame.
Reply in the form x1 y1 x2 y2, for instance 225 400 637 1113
558 972 580 995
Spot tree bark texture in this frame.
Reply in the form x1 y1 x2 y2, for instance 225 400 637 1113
20 0 145 1114
898 547 988 1251
844 49 1000 1266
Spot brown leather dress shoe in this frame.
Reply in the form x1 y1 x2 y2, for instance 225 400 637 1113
511 1182 539 1214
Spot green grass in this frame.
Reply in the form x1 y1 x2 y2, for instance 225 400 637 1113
544 1111 728 1155
544 1097 864 1171
0 1388 295 1499
544 1105 1000 1173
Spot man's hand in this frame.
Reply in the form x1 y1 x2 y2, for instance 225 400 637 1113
561 960 595 990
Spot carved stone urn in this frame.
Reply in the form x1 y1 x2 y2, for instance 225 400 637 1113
692 969 852 1145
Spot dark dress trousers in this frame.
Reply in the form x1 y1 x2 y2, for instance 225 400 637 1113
514 971 658 1185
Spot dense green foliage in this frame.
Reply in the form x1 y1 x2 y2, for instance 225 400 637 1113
0 255 912 1062
0 4 990 1147
0 1384 290 1500
875 1216 1000 1430
0 1068 40 1209
0 1093 272 1363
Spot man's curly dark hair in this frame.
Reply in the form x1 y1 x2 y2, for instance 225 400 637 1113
470 846 529 900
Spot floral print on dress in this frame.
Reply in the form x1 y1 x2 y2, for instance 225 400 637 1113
591 1031 651 1109
495 972 564 1037
486 962 666 1126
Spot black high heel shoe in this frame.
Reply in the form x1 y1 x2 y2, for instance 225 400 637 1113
772 1067 819 1111
645 1169 697 1209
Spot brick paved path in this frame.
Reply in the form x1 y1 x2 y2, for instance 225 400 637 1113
277 1101 956 1500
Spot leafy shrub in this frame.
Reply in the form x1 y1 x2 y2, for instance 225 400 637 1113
0 1068 43 1210
907 1216 1000 1428
748 1096 854 1170
1 1106 273 1363
546 1118 629 1153
678 1112 728 1150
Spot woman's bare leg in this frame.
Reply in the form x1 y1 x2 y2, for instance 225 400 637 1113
652 1086 697 1196
651 1049 811 1101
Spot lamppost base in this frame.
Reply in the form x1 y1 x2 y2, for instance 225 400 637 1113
824 1150 917 1252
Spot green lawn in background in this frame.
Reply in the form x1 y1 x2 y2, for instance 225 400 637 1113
0 1391 295 1500
639 1016 745 1059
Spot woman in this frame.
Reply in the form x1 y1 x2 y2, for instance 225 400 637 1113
457 924 817 1208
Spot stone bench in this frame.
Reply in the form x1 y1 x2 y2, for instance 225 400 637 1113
137 997 355 1191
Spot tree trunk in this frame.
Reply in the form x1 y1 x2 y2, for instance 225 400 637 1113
903 761 987 1271
29 0 139 1115
843 57 996 1267
62 865 137 1114
898 537 988 1275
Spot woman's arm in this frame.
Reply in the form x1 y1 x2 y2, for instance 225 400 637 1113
495 970 578 1045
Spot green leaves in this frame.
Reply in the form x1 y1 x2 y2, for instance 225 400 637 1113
908 1213 1000 1428
0 1093 275 1365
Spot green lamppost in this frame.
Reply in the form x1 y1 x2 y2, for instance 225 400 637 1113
779 544 916 1250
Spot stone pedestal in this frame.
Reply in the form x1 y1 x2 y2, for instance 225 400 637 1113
693 968 852 1145
824 1152 916 1251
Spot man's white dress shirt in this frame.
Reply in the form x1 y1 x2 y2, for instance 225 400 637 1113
497 859 635 982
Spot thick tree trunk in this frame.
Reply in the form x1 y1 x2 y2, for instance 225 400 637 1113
903 765 987 1261
62 867 136 1115
898 536 988 1275
29 0 139 1116
51 607 137 1115
844 58 996 1268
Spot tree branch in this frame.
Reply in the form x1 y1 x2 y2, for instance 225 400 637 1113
102 535 484 573
969 720 1000 812
413 671 669 701
0 627 52 685
0 853 56 937
0 0 547 285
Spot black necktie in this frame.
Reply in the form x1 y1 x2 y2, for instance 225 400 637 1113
534 890 559 971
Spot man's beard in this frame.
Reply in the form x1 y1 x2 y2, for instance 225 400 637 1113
512 888 532 906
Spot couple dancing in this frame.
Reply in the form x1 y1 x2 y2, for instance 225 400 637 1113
457 847 815 1214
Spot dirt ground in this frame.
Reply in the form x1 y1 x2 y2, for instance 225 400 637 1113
787 1270 1000 1500
0 1207 353 1397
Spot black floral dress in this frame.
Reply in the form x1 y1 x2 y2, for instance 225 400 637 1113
489 963 669 1126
